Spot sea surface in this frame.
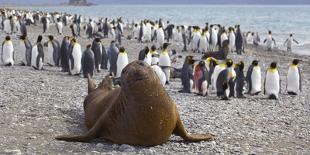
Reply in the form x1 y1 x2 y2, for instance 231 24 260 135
20 5 310 55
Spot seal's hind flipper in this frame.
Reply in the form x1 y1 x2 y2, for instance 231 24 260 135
55 133 95 142
173 111 214 142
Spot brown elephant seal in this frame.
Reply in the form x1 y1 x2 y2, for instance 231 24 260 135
56 60 214 146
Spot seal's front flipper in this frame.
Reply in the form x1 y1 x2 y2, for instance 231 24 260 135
88 74 96 94
173 112 214 142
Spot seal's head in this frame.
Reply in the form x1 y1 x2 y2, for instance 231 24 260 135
121 61 159 91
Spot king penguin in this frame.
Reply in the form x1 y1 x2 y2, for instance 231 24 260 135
263 30 276 51
179 55 194 93
46 35 60 66
19 35 32 66
91 38 103 72
60 36 71 72
194 61 209 96
228 27 236 53
31 35 44 70
82 44 95 78
159 43 171 84
1 36 14 66
246 60 262 95
287 59 302 95
215 59 236 100
234 61 246 98
235 25 243 55
69 38 82 75
116 47 129 78
264 62 280 100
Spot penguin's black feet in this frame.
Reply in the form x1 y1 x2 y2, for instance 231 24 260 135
97 69 101 73
165 81 170 85
237 95 246 99
221 96 229 100
288 92 297 95
268 94 278 100
178 90 190 93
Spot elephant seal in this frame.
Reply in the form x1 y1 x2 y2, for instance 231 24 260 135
56 61 214 146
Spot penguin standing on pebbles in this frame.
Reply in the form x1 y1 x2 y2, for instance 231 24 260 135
91 38 103 72
287 59 302 95
1 36 14 66
116 47 128 78
194 61 209 96
60 36 71 72
264 62 280 100
45 35 60 66
69 38 82 75
82 45 95 78
31 35 44 70
246 60 262 95
159 43 172 85
234 61 246 98
19 35 32 66
179 56 195 93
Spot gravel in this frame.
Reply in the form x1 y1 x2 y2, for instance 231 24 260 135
0 21 310 154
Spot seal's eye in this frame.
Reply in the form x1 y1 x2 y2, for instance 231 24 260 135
122 68 127 74
138 62 145 66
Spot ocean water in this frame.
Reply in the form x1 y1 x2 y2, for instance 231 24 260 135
21 5 310 55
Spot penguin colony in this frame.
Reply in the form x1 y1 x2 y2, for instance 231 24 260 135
0 8 303 100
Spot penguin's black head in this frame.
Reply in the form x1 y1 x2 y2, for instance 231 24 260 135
95 38 101 42
37 35 43 43
163 43 170 50
144 46 150 53
71 38 76 43
237 61 245 71
119 47 125 53
48 35 54 41
147 46 154 52
252 60 259 66
292 59 300 65
226 59 233 67
199 61 205 67
185 55 194 64
5 36 11 41
270 62 277 69
20 35 26 40
268 30 272 35
290 34 293 37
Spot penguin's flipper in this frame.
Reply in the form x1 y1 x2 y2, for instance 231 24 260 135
264 71 267 95
298 67 302 92
69 54 75 70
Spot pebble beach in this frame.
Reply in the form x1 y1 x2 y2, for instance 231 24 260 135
0 17 310 154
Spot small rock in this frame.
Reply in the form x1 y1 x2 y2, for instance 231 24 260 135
119 144 135 152
4 149 22 155
96 143 104 148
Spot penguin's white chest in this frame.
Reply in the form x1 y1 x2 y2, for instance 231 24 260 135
116 54 129 78
287 67 300 93
159 53 171 67
251 67 262 93
144 53 152 65
212 65 226 90
47 42 54 65
19 41 27 63
152 65 167 86
265 71 280 96
2 42 14 65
